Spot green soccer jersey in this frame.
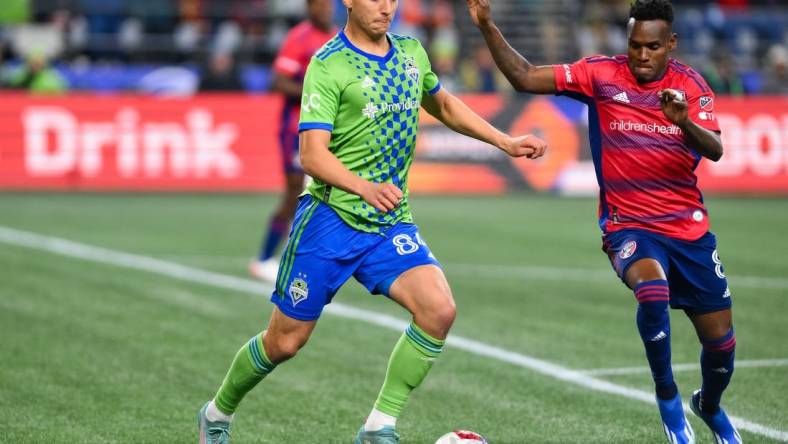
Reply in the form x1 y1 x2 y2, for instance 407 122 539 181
298 31 441 233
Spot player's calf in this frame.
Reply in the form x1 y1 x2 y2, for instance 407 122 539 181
698 328 736 415
689 328 740 443
634 279 678 400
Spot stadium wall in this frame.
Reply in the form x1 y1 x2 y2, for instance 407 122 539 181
1 94 786 194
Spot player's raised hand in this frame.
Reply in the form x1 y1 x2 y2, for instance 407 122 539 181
501 134 548 159
659 88 689 126
359 181 403 213
467 0 493 28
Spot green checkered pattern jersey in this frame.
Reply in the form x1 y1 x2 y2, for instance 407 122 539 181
298 30 441 233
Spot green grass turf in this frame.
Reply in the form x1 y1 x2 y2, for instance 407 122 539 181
0 193 786 443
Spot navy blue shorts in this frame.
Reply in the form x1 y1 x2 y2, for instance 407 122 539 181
603 229 732 314
280 130 302 174
271 195 441 321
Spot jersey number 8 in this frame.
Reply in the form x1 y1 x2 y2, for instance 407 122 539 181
393 233 426 255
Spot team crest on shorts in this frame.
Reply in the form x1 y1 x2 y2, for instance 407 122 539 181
620 241 637 259
289 277 309 306
404 57 420 83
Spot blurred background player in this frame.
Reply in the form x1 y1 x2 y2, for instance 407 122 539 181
198 0 546 442
199 51 243 92
468 0 740 443
248 0 336 282
3 50 68 94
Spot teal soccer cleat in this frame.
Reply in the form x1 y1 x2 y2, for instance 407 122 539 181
690 389 743 444
354 425 400 444
197 402 231 444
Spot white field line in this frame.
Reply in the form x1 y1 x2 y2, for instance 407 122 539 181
160 254 788 291
1 225 786 442
583 359 788 377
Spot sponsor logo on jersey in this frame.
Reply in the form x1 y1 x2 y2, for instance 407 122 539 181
362 99 419 119
289 277 309 306
698 111 715 121
699 96 713 111
619 240 637 259
362 102 379 119
301 93 321 112
361 76 376 89
404 56 420 83
692 210 704 222
723 286 731 298
612 91 630 104
609 120 683 135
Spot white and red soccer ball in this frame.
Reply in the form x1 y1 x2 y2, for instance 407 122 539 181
434 430 488 444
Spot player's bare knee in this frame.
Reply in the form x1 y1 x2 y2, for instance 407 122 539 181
625 258 666 288
436 304 456 331
272 337 302 362
418 297 456 337
264 332 307 363
690 309 733 341
698 322 732 342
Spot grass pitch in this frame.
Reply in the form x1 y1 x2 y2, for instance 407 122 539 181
0 193 786 443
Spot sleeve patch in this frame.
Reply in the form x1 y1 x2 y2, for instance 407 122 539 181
699 96 713 111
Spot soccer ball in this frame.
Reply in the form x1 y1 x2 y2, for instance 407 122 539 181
434 430 488 444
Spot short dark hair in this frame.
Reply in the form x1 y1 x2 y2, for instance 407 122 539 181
630 0 674 24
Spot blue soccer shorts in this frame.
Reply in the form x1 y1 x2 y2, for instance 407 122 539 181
279 130 302 174
603 228 732 314
270 195 441 321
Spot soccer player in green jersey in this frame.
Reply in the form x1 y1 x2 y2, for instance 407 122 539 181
197 0 547 442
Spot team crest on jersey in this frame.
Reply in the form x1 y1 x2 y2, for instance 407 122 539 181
619 241 637 259
289 276 309 306
404 57 419 83
699 96 713 111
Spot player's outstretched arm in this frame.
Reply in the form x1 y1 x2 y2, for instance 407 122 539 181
467 0 556 94
299 130 403 212
659 89 723 161
421 88 547 159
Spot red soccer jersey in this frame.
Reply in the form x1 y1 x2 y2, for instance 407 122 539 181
273 21 336 134
553 55 720 241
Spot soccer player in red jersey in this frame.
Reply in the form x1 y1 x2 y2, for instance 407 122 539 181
249 0 337 282
468 0 740 442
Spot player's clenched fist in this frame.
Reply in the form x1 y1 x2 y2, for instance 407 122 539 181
359 182 403 213
501 134 548 159
467 0 493 28
659 88 688 126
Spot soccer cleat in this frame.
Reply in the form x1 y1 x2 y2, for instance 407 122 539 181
197 402 231 444
656 393 695 444
690 389 743 444
248 258 279 283
354 425 400 444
